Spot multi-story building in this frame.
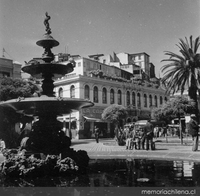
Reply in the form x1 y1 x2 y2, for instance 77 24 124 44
54 52 168 139
0 57 22 78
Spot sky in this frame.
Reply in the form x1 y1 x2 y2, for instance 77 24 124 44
0 0 200 77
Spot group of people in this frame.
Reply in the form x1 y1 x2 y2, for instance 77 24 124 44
153 126 167 138
118 120 155 151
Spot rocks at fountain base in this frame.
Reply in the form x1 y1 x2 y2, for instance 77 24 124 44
0 148 89 178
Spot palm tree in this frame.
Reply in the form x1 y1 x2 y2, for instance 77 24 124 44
161 36 200 121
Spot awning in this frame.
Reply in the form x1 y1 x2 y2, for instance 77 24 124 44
57 117 76 122
83 116 103 122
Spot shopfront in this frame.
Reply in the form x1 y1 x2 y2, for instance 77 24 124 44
81 106 111 138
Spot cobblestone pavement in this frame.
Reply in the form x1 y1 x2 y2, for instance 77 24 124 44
71 137 200 162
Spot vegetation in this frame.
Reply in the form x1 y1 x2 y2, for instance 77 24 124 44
152 96 195 124
161 36 200 121
152 96 195 144
0 77 41 148
102 104 127 142
0 149 89 178
0 77 41 101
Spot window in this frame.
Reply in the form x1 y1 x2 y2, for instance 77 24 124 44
118 90 122 105
155 95 158 107
132 92 136 106
102 88 107 104
144 94 147 107
137 93 141 108
110 89 115 104
126 91 130 106
58 88 63 97
70 85 75 98
149 95 152 107
93 86 98 103
84 85 90 99
165 97 168 102
160 96 163 105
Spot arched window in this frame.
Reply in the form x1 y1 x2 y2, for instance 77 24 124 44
126 91 130 106
118 90 122 105
110 89 115 104
165 97 168 102
93 86 98 103
155 95 158 107
70 85 75 98
137 93 141 108
84 85 90 99
132 92 135 106
160 96 163 105
149 95 152 107
102 88 107 104
144 94 147 107
58 88 63 97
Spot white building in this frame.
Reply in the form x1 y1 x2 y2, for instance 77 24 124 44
54 53 168 139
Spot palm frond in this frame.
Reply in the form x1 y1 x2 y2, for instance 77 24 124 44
193 36 200 53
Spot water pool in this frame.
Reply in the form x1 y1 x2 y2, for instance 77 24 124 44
0 158 200 187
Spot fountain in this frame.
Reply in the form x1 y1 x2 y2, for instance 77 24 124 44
0 12 94 178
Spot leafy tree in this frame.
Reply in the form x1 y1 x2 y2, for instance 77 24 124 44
0 77 41 101
152 96 195 144
0 77 41 148
102 104 127 139
161 36 200 121
152 96 195 123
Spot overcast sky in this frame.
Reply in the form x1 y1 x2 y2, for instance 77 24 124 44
0 0 200 77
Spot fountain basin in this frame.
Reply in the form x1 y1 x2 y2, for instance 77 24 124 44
0 96 94 115
22 62 74 79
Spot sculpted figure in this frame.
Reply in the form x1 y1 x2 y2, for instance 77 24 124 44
44 12 51 35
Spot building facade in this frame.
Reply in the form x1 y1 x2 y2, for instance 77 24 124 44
54 53 168 139
0 57 22 78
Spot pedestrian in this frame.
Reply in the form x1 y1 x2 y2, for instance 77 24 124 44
143 120 154 150
187 114 199 151
134 128 144 150
117 129 126 146
153 125 159 138
94 126 100 143
125 128 133 150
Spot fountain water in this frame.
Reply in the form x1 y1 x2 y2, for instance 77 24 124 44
0 12 94 178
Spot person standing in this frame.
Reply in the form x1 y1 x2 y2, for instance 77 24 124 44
94 126 100 143
153 126 159 138
187 114 199 151
125 128 133 150
144 120 154 150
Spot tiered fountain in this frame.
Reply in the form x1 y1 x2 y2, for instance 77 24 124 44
0 12 93 179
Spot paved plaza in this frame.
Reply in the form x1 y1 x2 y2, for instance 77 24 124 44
0 137 200 163
71 137 200 162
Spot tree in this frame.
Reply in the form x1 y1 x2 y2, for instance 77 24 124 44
0 77 41 101
102 104 128 138
152 96 195 144
161 36 200 122
0 77 41 148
